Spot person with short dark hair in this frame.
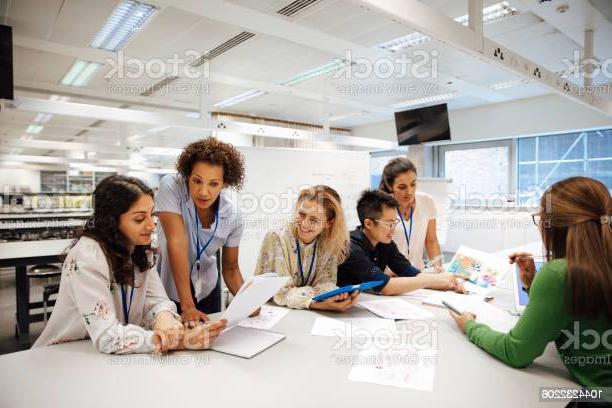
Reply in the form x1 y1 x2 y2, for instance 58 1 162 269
155 137 248 326
338 190 464 295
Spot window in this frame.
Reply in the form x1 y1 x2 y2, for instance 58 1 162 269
517 129 612 206
370 150 407 189
438 140 513 206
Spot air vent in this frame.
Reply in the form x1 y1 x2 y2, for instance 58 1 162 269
191 31 255 68
140 76 178 97
278 0 321 17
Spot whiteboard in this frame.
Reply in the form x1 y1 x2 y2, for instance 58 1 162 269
230 146 370 277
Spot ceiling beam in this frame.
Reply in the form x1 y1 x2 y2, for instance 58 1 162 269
355 0 612 117
9 97 396 149
147 0 511 104
13 35 393 116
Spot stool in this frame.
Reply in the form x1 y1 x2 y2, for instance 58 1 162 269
26 264 61 325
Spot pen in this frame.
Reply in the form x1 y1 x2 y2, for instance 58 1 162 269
441 300 463 315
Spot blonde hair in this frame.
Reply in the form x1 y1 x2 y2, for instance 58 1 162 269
295 185 350 263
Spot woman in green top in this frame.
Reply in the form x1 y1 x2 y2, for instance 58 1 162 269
450 176 611 401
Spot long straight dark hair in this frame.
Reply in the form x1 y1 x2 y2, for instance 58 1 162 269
74 175 155 286
539 176 612 320
379 157 417 193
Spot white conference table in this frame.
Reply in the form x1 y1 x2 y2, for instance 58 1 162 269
0 288 578 408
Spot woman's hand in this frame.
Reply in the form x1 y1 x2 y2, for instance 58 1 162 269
179 320 227 350
153 311 184 352
181 306 209 328
449 311 476 333
310 291 360 312
509 252 536 289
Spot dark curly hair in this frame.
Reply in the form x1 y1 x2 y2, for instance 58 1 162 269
176 137 245 190
73 175 155 286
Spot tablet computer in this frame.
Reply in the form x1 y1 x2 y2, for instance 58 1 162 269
512 258 545 314
312 280 386 302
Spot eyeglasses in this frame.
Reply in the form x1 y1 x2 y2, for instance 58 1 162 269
531 212 551 228
374 219 400 230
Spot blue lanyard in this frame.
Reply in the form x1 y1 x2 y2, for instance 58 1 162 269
296 239 317 286
398 207 413 248
120 270 135 324
194 205 219 272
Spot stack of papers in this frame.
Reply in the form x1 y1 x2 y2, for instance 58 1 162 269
358 298 435 320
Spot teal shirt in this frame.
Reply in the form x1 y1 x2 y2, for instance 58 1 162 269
466 259 611 392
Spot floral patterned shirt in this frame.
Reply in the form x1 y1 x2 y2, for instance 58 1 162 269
33 237 179 354
254 224 338 309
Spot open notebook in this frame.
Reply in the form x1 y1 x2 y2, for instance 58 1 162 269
211 273 289 358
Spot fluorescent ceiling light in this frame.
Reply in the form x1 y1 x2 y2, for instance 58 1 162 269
393 92 457 109
61 60 100 87
90 0 157 52
490 78 530 90
281 59 350 87
378 32 432 51
215 59 350 108
26 124 44 134
214 90 266 108
378 1 518 51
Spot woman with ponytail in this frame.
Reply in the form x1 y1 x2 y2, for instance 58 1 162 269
379 158 443 271
254 185 359 311
450 177 611 398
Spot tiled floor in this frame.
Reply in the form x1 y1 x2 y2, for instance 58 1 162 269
0 272 53 355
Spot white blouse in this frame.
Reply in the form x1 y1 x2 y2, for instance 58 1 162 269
33 237 179 354
391 192 438 270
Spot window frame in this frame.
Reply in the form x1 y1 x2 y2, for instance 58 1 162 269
436 139 516 206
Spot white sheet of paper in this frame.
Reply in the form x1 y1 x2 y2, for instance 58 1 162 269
238 305 290 330
358 298 435 320
212 326 285 359
348 346 437 391
310 317 396 338
422 291 486 307
398 288 441 301
222 274 289 328
438 292 518 333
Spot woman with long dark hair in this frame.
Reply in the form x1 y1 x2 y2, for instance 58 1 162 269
379 157 443 271
450 177 611 398
34 175 225 354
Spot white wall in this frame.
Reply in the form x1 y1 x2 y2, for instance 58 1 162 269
351 94 612 143
0 169 41 193
351 94 612 253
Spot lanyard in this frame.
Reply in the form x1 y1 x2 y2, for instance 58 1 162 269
296 238 317 286
194 205 219 272
398 207 413 248
120 270 135 324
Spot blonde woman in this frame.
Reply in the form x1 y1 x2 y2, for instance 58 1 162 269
255 185 358 311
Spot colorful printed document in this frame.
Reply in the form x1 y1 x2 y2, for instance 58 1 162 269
446 245 510 288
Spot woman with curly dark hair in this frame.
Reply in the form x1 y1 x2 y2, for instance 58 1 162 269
155 137 248 326
34 175 226 354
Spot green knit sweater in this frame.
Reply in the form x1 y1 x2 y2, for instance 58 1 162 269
466 259 611 392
